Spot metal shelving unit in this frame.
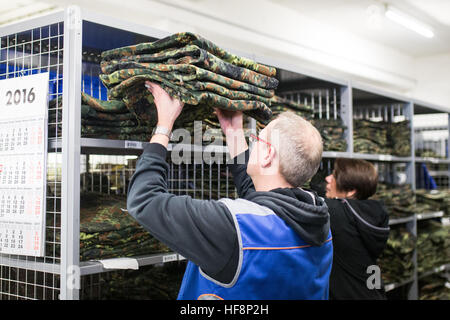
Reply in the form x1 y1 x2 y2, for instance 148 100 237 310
0 6 448 300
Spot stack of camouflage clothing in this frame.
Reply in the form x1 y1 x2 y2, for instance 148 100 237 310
79 193 170 261
371 183 418 218
389 120 411 157
419 274 450 300
353 119 390 154
256 96 347 152
256 95 312 130
417 220 450 275
268 95 313 119
48 93 150 141
99 32 276 126
353 119 411 156
379 227 416 284
415 189 450 216
415 149 444 158
310 118 347 152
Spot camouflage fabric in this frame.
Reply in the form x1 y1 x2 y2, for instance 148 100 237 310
354 119 390 154
81 92 128 114
102 72 272 123
389 120 411 157
101 32 277 77
378 227 416 284
419 275 450 300
102 65 275 98
255 97 347 152
311 118 347 152
82 125 148 136
79 193 170 261
415 149 444 158
371 183 417 218
49 97 138 123
415 189 450 216
417 220 450 275
81 119 138 127
81 104 138 122
101 44 278 89
353 119 411 156
269 95 313 113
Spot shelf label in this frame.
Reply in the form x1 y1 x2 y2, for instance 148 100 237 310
125 140 142 149
0 73 49 257
162 254 178 263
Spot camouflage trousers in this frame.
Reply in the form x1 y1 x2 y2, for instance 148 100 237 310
101 44 278 90
101 32 277 77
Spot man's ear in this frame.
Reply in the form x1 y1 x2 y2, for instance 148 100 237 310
261 145 276 168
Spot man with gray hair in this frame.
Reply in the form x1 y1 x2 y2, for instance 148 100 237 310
127 82 332 300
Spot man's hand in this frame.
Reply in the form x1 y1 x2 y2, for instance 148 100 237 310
146 81 184 130
146 81 184 147
215 108 243 136
215 108 248 159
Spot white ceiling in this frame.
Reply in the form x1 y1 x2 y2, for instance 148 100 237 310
1 0 449 58
273 0 450 57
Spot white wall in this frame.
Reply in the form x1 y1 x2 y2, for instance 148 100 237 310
410 53 450 107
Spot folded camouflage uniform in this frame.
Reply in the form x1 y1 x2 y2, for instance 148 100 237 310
419 274 450 300
310 118 347 152
415 149 444 158
101 32 276 77
371 183 417 218
101 44 278 89
354 119 390 154
79 193 170 261
389 120 411 157
100 32 278 123
48 94 142 139
417 220 450 275
100 66 273 123
378 227 416 284
415 189 450 216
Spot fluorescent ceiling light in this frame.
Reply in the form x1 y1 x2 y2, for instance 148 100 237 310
385 5 434 38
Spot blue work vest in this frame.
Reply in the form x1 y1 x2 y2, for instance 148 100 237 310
177 198 333 300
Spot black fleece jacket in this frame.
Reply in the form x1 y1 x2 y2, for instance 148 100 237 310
127 143 330 284
326 198 390 300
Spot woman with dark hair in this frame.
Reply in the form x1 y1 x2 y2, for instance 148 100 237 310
325 158 390 300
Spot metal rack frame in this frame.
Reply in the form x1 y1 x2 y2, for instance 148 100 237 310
0 6 448 300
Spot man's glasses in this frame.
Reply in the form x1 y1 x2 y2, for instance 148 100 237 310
249 134 272 153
